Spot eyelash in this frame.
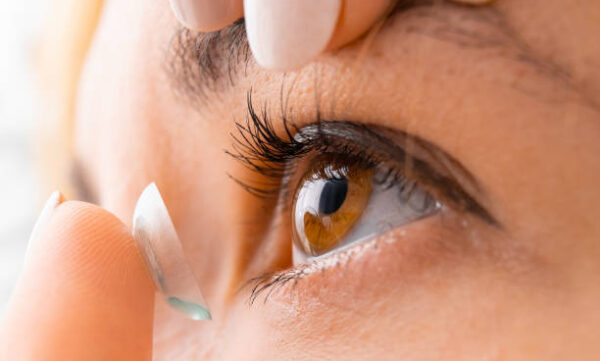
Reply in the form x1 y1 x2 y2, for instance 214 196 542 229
225 93 309 199
227 93 409 203
229 92 496 304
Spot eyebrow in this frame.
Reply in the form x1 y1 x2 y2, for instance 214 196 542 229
166 0 594 110
167 18 249 103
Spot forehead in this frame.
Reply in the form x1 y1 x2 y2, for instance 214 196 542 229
73 0 600 208
164 0 600 113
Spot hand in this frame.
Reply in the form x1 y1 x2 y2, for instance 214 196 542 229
168 0 493 70
169 0 400 70
0 194 155 361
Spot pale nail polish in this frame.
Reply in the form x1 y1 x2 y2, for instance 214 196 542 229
132 183 211 320
169 0 243 31
244 0 342 70
27 191 64 250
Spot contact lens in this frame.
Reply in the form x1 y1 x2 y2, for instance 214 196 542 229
132 183 211 320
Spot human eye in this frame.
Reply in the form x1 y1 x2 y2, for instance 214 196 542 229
228 94 498 294
291 151 440 264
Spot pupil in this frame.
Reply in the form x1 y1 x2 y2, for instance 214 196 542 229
318 177 348 215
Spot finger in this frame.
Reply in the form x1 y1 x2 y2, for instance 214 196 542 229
326 0 494 50
325 0 391 51
0 196 155 361
170 0 243 31
245 0 496 71
243 0 390 70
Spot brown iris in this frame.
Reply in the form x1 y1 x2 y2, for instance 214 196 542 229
292 156 373 257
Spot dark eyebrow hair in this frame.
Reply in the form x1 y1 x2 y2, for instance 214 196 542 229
166 0 597 111
167 18 249 103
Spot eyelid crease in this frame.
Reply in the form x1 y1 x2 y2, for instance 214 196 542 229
296 122 497 226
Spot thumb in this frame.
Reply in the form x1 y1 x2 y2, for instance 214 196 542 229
0 193 155 361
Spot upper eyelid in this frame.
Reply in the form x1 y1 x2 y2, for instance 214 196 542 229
227 95 499 226
294 122 499 226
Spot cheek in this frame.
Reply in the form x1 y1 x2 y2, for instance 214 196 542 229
212 219 565 360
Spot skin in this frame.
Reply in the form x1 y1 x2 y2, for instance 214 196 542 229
0 201 155 360
3 0 600 360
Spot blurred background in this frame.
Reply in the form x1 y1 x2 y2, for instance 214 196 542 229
0 0 52 313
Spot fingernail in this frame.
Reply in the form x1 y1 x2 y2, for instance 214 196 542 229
132 183 211 320
27 191 64 249
169 0 243 31
244 0 342 70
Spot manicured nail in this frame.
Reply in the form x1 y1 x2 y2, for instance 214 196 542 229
169 0 243 31
244 0 342 70
132 183 211 320
27 191 64 250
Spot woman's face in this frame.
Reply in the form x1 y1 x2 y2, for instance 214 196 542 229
74 0 600 359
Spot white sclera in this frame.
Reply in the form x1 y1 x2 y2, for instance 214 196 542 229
132 183 211 320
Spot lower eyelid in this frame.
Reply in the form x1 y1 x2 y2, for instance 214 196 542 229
247 214 451 305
